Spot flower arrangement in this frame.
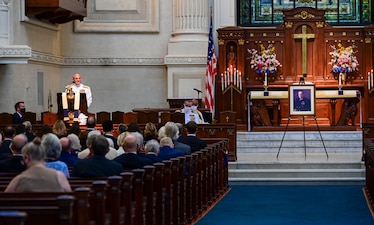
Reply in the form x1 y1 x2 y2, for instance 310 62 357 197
248 44 281 74
329 43 359 73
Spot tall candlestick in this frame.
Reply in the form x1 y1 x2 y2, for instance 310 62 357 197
371 69 374 88
264 72 268 87
338 73 342 86
239 72 242 90
368 73 371 90
221 73 224 91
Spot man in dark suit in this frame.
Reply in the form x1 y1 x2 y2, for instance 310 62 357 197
114 134 152 170
58 137 80 167
0 134 28 173
102 120 118 149
12 101 26 124
71 135 123 177
23 121 36 142
142 139 162 164
178 121 207 153
0 126 15 160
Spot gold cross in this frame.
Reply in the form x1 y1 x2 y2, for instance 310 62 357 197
294 25 315 75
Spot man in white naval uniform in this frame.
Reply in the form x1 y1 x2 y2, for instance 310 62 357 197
65 73 92 125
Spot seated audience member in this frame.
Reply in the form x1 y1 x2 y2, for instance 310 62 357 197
52 120 67 138
0 134 28 173
67 133 81 156
178 121 207 153
158 137 184 160
118 123 128 134
0 126 15 160
78 130 117 159
127 122 141 133
23 121 36 142
86 116 96 131
114 134 152 170
132 131 146 154
71 135 123 177
164 121 191 155
142 139 162 163
5 138 72 192
116 132 128 156
105 137 118 160
40 124 53 136
15 123 25 135
68 123 81 136
143 122 158 144
102 120 119 149
58 137 80 167
41 133 70 178
158 126 166 140
176 122 184 141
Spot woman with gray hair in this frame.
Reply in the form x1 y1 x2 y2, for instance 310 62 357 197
5 138 71 192
164 121 191 155
41 133 70 178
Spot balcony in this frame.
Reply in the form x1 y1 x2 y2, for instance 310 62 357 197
26 0 87 24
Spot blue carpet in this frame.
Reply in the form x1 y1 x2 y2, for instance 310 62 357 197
196 185 373 225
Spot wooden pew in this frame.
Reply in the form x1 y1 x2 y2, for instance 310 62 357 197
0 139 230 225
0 192 76 225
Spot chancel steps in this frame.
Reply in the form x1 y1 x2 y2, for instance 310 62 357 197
230 131 364 183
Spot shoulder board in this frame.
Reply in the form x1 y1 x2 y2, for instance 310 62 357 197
83 85 90 88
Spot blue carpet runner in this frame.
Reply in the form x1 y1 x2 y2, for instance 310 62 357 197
196 185 373 225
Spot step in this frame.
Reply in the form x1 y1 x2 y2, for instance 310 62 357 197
236 131 362 153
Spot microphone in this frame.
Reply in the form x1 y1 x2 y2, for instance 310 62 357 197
193 88 202 93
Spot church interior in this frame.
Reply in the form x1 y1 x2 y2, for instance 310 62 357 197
1 0 374 223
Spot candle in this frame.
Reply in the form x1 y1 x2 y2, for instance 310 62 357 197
338 73 342 86
239 72 242 90
264 72 268 87
235 69 238 86
371 69 374 88
368 73 371 90
221 73 224 91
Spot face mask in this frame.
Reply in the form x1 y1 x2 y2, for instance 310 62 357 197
191 106 198 111
20 108 26 114
183 107 191 114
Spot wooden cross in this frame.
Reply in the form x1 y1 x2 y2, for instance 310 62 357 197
294 25 315 76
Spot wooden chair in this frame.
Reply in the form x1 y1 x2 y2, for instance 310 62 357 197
137 111 149 124
96 111 110 124
23 112 36 124
170 112 185 124
148 111 159 124
41 111 59 125
0 113 12 125
112 111 124 124
160 111 171 124
124 112 137 124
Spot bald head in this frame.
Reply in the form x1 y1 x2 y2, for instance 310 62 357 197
60 137 72 152
72 73 82 85
11 134 28 154
123 134 138 153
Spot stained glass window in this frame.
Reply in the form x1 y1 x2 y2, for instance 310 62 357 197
238 0 372 25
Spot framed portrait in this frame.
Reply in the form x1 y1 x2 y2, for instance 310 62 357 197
289 84 315 116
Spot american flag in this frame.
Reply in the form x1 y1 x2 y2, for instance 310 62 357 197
205 14 217 117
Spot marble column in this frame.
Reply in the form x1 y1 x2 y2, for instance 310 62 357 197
165 0 210 100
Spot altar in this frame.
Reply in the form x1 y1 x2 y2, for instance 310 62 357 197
215 7 374 131
248 89 361 131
